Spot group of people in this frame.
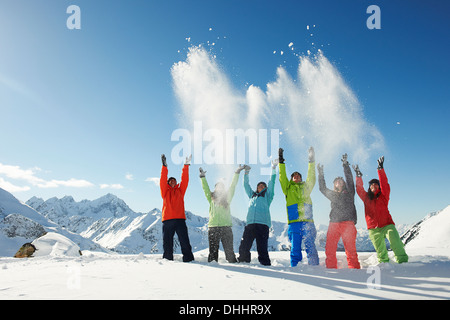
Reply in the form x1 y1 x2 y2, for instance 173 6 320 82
159 147 408 269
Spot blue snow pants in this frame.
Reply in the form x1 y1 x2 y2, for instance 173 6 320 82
288 221 319 266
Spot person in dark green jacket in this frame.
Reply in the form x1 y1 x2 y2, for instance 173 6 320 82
200 165 244 263
279 147 319 266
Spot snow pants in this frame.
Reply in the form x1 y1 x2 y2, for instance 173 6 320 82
369 224 408 264
208 226 237 263
238 223 271 266
288 221 319 266
162 219 194 262
325 221 360 269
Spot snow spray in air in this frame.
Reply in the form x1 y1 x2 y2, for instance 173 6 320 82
170 45 384 181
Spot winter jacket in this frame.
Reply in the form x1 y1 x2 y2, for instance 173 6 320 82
160 165 189 222
279 162 316 224
356 168 395 229
318 163 357 224
201 173 239 227
243 168 276 228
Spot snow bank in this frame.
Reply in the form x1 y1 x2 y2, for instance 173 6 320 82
0 250 449 300
405 205 450 257
32 232 81 257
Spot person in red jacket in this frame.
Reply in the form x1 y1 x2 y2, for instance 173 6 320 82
353 156 408 264
160 154 194 262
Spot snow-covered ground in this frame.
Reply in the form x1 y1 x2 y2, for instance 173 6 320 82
2 186 449 301
1 248 449 300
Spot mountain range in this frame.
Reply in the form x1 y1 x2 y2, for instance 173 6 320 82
0 187 434 257
0 188 105 256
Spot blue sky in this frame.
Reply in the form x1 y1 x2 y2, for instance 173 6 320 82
0 0 449 227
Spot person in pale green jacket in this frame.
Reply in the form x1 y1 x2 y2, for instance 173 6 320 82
279 147 319 266
200 166 245 263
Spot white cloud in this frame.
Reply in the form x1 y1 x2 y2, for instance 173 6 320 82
125 173 134 181
39 179 94 189
100 184 124 190
145 177 159 186
0 162 94 190
0 163 43 185
0 177 31 192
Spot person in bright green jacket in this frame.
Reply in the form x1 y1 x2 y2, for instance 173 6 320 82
200 165 245 263
279 147 319 266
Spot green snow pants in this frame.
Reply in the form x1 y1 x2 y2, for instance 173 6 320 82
369 224 408 264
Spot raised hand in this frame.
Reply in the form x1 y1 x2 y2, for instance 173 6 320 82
352 164 362 177
278 148 285 164
377 156 384 170
341 153 349 166
308 146 315 163
199 167 207 178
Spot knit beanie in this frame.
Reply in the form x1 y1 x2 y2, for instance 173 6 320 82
368 179 380 187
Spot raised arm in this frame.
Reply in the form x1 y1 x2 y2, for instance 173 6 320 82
342 154 355 196
243 170 254 198
377 157 390 201
304 161 316 197
303 147 316 196
266 165 277 205
160 154 169 198
179 155 191 197
353 164 366 201
278 148 289 195
200 168 212 204
317 163 333 200
227 171 240 202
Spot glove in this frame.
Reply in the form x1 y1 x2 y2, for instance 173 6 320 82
341 153 349 166
235 164 246 174
185 154 192 165
352 164 362 177
244 165 251 174
377 156 384 170
199 167 206 178
278 148 285 164
308 146 315 163
272 159 279 169
161 154 167 167
317 163 324 176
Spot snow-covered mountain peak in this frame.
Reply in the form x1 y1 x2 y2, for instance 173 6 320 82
148 208 162 216
27 193 136 220
91 193 130 213
0 187 106 256
61 195 75 203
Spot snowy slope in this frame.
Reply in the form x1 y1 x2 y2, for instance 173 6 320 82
1 207 449 300
0 188 58 228
1 185 449 300
0 249 449 300
0 188 107 256
403 205 450 257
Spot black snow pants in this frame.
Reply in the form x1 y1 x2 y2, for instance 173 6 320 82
238 223 271 266
162 219 194 262
208 226 237 263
